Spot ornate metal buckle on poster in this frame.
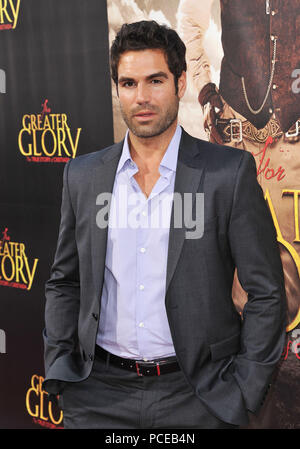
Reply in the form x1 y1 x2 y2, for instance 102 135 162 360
242 118 282 143
221 117 289 144
285 120 300 138
230 118 243 143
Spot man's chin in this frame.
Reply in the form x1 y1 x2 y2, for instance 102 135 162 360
129 120 176 139
126 124 157 138
133 129 162 138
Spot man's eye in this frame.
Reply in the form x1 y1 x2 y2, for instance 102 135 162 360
123 81 135 87
151 79 162 84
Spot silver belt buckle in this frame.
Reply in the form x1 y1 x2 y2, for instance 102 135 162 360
230 119 243 142
285 120 300 138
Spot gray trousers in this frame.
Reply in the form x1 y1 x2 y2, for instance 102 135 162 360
59 354 239 429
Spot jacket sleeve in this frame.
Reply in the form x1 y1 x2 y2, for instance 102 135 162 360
43 159 80 380
228 150 287 413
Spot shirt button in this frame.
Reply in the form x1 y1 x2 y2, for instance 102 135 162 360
139 322 145 328
140 247 146 253
272 84 277 90
139 284 145 291
269 108 273 114
142 211 147 217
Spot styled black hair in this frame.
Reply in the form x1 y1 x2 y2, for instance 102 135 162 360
110 20 187 94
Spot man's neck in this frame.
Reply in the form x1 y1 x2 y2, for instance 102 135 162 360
128 121 178 172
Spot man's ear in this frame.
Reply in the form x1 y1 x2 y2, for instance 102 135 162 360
177 71 187 100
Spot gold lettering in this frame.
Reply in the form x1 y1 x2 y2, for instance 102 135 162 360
23 256 38 291
41 128 57 156
264 189 300 331
57 128 70 157
3 242 10 256
264 189 300 277
9 0 20 29
32 129 42 156
25 375 39 418
0 0 12 24
61 113 68 129
55 114 62 128
30 114 37 131
43 115 51 129
26 375 63 425
1 254 15 281
67 127 82 158
38 377 48 421
37 114 43 131
18 128 32 156
19 114 81 158
15 255 27 284
48 400 63 426
19 243 25 258
8 241 16 257
282 190 300 243
14 243 19 257
49 114 56 129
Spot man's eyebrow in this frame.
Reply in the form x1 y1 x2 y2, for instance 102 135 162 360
118 72 169 84
118 76 135 84
146 72 169 80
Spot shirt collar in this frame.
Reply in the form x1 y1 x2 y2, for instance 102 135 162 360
116 125 182 175
116 130 133 174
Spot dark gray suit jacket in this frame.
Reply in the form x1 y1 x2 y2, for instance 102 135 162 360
43 128 286 426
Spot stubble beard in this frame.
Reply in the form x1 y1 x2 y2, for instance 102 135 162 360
120 98 179 138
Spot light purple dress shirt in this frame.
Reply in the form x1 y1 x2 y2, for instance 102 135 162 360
96 125 182 360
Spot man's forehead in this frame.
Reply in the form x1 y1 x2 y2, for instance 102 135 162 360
118 49 170 77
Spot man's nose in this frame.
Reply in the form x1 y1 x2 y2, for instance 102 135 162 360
136 83 150 104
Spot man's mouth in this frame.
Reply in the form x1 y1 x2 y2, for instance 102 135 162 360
134 111 156 120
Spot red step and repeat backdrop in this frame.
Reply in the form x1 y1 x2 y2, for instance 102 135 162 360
0 0 299 429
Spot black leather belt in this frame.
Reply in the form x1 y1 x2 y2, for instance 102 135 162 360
95 345 180 377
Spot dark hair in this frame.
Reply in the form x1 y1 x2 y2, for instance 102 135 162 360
110 20 187 94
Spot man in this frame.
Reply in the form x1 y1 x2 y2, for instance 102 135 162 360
179 0 300 328
43 20 286 429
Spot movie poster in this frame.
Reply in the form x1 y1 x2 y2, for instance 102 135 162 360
0 0 113 429
106 0 300 429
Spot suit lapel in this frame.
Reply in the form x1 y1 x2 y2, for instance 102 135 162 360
165 130 206 294
90 141 123 296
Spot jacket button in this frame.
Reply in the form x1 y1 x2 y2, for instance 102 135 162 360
92 313 98 321
88 353 94 361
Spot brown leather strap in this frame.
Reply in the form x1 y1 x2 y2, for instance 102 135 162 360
216 118 286 143
215 117 286 143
